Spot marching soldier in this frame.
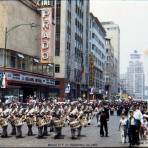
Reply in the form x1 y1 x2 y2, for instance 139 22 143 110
77 105 83 137
42 102 49 136
52 104 64 139
1 105 9 138
36 102 45 138
9 103 17 135
26 103 35 136
68 103 80 139
15 104 24 138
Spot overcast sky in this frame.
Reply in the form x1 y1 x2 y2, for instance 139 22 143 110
90 0 148 85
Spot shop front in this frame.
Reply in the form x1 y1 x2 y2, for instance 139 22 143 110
0 68 55 103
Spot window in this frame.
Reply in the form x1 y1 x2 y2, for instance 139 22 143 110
55 64 60 73
10 54 16 68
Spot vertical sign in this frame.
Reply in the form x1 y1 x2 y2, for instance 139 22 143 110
89 53 95 86
40 7 53 63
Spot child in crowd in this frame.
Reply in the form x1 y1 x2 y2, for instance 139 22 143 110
119 113 128 144
140 116 148 142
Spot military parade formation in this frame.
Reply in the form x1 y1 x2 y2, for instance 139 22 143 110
0 97 148 147
0 98 95 140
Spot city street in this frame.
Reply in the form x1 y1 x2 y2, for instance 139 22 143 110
0 115 147 147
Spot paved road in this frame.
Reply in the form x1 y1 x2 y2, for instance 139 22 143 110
0 115 147 147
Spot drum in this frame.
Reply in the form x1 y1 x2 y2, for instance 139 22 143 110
0 118 8 127
26 117 34 125
54 120 64 128
15 118 23 126
69 120 80 129
36 118 46 127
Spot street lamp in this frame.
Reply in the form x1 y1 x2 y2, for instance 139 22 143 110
3 23 38 68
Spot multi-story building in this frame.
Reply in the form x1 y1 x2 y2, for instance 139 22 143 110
89 13 106 99
127 50 145 100
104 37 115 99
120 73 127 93
0 0 56 102
144 86 148 100
102 21 120 95
36 0 90 100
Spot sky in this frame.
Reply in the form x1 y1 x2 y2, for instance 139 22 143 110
90 0 148 85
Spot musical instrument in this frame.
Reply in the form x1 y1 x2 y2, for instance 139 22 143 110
69 120 80 129
53 119 64 128
0 117 8 127
15 117 24 126
26 116 34 125
44 116 51 125
36 117 46 127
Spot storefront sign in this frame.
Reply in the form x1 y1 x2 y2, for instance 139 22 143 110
6 72 55 86
40 7 54 64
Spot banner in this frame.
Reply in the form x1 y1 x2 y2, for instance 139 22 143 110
40 7 54 63
89 53 95 86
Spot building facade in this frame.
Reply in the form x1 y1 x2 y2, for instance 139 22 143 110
0 0 55 102
104 38 116 99
38 0 90 100
127 50 145 100
102 22 120 95
89 13 106 99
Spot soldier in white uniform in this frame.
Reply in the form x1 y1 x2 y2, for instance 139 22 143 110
15 105 24 138
26 103 35 136
9 103 17 135
68 103 80 139
36 103 45 138
1 105 9 138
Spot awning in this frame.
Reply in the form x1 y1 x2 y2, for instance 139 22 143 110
17 53 24 59
33 58 39 63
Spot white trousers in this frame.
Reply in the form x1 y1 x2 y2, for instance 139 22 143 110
121 129 126 144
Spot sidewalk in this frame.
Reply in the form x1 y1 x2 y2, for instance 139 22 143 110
140 139 148 147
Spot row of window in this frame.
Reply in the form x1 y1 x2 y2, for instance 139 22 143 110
74 68 82 82
75 4 83 20
75 18 83 33
92 21 105 38
75 33 83 43
75 48 82 63
0 49 62 75
0 50 54 76
55 3 61 57
92 33 105 49
92 44 105 59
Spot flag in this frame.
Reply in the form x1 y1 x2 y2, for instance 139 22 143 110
1 73 7 88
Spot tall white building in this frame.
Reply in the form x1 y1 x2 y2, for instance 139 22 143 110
127 50 145 100
102 22 120 94
89 13 106 98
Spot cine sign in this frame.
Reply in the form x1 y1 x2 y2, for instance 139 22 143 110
36 0 51 7
40 6 54 64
